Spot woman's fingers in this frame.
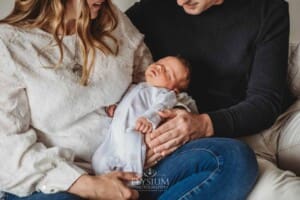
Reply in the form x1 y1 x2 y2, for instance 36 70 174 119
118 184 139 200
109 172 140 200
112 171 141 181
125 189 139 200
69 173 139 200
118 183 139 200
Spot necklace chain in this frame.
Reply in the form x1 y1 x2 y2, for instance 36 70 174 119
72 34 83 77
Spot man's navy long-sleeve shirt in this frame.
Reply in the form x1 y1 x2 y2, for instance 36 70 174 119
126 0 292 137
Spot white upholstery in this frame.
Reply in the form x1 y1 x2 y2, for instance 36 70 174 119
289 43 300 96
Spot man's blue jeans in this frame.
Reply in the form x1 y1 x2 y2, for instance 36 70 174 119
3 138 258 200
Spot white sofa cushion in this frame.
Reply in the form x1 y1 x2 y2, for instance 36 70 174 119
288 43 300 96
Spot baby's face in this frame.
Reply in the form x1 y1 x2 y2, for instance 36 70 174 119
145 56 189 92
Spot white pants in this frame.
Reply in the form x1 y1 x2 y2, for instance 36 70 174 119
240 110 300 200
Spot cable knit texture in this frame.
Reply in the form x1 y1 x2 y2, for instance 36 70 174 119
0 5 152 197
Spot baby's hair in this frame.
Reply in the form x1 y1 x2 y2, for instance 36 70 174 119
175 55 191 91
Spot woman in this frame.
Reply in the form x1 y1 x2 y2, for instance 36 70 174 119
0 0 258 199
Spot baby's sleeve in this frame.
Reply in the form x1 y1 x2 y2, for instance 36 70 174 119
175 92 199 114
141 90 177 129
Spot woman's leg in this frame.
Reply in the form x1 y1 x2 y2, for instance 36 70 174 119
138 138 258 200
3 192 83 200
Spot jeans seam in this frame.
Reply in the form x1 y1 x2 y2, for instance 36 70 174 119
176 148 223 200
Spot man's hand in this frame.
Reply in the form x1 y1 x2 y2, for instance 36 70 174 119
135 117 153 134
145 109 214 162
106 104 117 118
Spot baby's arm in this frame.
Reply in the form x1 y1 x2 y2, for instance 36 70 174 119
135 91 198 134
136 89 177 132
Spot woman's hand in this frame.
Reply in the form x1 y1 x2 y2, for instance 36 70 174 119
68 172 140 200
145 109 214 165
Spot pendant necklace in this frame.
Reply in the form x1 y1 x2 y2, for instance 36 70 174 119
72 34 83 77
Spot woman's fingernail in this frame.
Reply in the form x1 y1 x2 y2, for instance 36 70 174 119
135 174 142 179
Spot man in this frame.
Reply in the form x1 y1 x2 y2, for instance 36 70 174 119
127 0 300 199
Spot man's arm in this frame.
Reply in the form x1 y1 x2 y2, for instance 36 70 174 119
208 0 291 137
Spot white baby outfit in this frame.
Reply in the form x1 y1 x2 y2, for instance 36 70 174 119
92 82 197 176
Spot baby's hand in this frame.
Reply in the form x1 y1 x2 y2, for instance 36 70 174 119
135 117 153 134
105 104 117 117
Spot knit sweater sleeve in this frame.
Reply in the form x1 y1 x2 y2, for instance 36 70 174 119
208 0 290 137
0 38 86 197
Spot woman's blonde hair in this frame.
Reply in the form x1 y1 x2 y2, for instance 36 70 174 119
0 0 118 85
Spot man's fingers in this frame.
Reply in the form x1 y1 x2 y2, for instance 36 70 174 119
145 146 179 168
158 109 177 119
150 128 182 149
154 137 185 153
151 119 175 139
146 148 155 158
145 153 162 168
161 146 178 157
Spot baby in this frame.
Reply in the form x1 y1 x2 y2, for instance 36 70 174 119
92 56 197 179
